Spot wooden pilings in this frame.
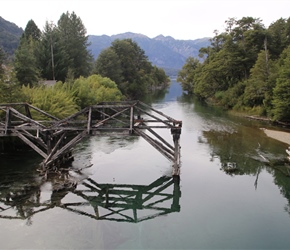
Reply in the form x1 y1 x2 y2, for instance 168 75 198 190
0 101 182 175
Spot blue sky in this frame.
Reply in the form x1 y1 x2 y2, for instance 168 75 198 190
2 0 290 40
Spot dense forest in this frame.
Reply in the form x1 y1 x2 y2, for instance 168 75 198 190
0 12 169 117
177 17 290 122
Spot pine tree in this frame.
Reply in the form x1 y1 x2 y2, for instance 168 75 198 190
57 11 93 80
14 37 40 86
14 20 41 86
272 46 290 121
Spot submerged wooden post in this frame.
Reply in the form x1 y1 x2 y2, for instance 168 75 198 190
129 106 134 134
171 121 182 177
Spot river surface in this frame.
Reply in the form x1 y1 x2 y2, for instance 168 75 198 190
1 81 290 249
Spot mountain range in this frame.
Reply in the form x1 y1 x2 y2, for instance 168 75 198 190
0 16 211 76
88 33 210 76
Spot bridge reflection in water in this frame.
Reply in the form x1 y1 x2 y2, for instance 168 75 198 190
0 169 181 224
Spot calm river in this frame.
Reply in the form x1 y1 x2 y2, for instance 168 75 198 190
1 80 290 249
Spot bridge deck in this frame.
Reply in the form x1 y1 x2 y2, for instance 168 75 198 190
0 101 182 176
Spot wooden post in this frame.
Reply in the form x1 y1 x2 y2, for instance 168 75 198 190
171 123 182 176
24 104 32 119
4 107 11 134
87 107 92 135
129 106 134 134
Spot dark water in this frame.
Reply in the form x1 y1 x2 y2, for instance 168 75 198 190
1 81 290 249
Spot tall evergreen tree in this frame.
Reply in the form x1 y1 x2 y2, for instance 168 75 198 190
14 20 41 85
38 21 69 81
57 11 93 80
267 18 290 60
272 46 290 121
242 50 275 110
14 37 40 86
21 19 41 41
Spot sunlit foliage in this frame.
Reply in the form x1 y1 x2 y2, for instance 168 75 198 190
21 83 79 119
69 74 124 109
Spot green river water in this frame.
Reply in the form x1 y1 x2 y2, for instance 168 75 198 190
1 80 290 249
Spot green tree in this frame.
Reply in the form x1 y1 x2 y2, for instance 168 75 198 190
69 74 123 108
242 50 273 109
57 11 93 80
186 16 266 103
14 20 41 86
38 21 68 81
267 18 290 60
272 46 290 121
0 69 23 103
21 19 41 41
95 38 168 99
111 39 148 84
177 57 200 94
14 37 40 86
94 47 123 84
150 66 168 90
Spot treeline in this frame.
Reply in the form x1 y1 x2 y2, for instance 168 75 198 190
0 12 169 117
178 17 290 122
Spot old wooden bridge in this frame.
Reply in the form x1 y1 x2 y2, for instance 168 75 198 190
0 101 182 176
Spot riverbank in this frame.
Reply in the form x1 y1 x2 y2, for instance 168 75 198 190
262 128 290 145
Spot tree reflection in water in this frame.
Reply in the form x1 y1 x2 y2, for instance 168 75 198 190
202 129 290 216
0 167 181 224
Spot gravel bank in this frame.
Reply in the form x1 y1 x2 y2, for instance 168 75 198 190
262 129 290 145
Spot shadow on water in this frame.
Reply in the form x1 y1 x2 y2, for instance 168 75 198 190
0 164 181 224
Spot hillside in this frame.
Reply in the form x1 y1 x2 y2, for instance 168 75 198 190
88 32 210 76
0 16 23 57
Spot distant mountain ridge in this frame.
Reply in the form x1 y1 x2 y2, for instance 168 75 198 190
88 32 210 76
0 16 23 57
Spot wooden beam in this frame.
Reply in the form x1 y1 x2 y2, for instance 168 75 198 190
43 132 66 164
13 130 47 158
4 107 11 134
87 107 92 134
134 129 174 161
146 127 174 151
18 128 47 150
27 103 59 121
138 101 180 123
93 108 129 128
134 106 172 128
24 104 32 119
9 107 46 128
46 130 87 165
50 107 89 128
